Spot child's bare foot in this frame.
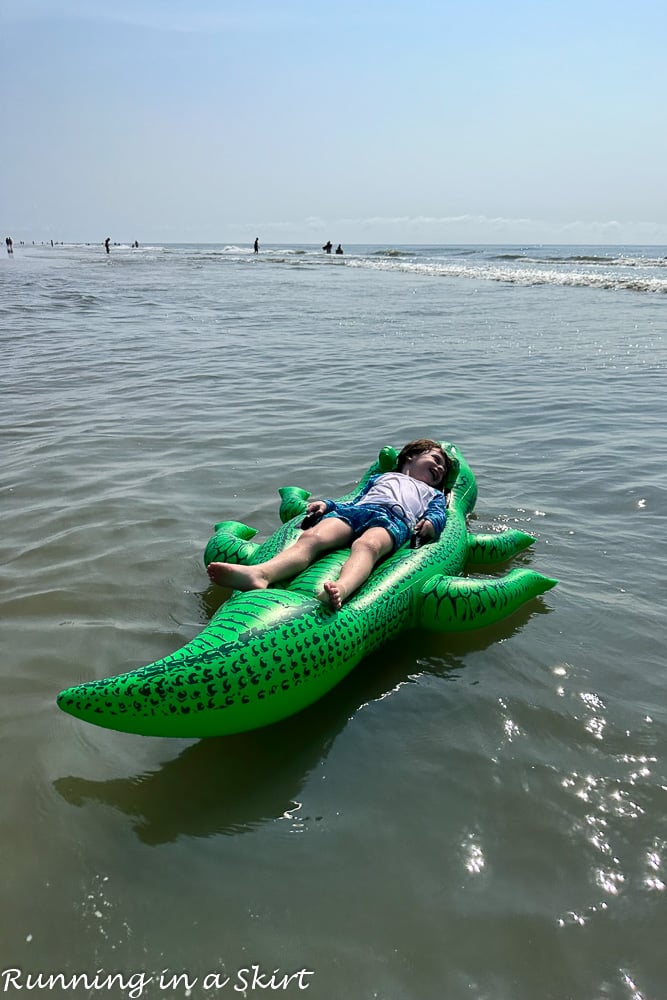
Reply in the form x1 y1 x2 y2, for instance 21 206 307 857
319 580 346 611
207 562 269 591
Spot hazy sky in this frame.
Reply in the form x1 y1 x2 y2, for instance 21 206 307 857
2 0 666 245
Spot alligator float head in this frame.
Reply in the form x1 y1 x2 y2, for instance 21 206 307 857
57 443 556 738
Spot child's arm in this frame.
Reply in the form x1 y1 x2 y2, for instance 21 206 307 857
350 474 380 503
415 494 448 542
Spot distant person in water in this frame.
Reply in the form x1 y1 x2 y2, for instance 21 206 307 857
335 243 343 254
5 236 13 254
207 438 450 610
104 237 111 254
254 237 259 253
322 240 333 253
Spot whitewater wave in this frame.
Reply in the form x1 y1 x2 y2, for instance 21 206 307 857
346 257 667 294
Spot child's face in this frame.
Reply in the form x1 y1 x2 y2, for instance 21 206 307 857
403 448 447 488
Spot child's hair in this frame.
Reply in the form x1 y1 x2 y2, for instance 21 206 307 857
396 438 450 491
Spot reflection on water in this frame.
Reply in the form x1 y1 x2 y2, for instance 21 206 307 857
53 599 550 845
55 696 351 844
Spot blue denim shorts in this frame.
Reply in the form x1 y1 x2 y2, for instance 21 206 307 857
324 502 411 552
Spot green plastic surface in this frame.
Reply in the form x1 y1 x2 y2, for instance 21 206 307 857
57 443 556 738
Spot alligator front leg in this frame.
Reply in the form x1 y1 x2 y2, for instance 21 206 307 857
278 486 312 523
466 529 536 565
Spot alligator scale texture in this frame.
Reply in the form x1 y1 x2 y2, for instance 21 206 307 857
57 443 557 738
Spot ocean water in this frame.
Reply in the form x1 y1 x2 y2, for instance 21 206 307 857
1 242 665 1000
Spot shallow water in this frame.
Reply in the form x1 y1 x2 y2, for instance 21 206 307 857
1 242 666 999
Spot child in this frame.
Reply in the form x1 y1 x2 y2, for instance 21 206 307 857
207 438 451 610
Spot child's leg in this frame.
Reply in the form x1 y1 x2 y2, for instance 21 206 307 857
321 526 394 610
207 517 354 591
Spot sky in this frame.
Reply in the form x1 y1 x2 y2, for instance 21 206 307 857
2 0 666 245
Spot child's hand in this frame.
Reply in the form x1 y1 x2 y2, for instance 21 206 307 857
301 500 328 530
414 518 435 543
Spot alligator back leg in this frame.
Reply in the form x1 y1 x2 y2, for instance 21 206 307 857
418 568 557 632
203 521 260 567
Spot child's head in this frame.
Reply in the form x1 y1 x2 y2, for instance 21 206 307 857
396 438 450 491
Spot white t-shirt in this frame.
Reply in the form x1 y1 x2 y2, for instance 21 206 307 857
357 472 439 527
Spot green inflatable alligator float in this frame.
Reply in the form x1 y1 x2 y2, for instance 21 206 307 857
57 443 556 738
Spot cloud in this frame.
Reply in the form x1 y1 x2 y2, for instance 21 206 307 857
222 213 667 245
317 214 667 240
348 214 539 228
